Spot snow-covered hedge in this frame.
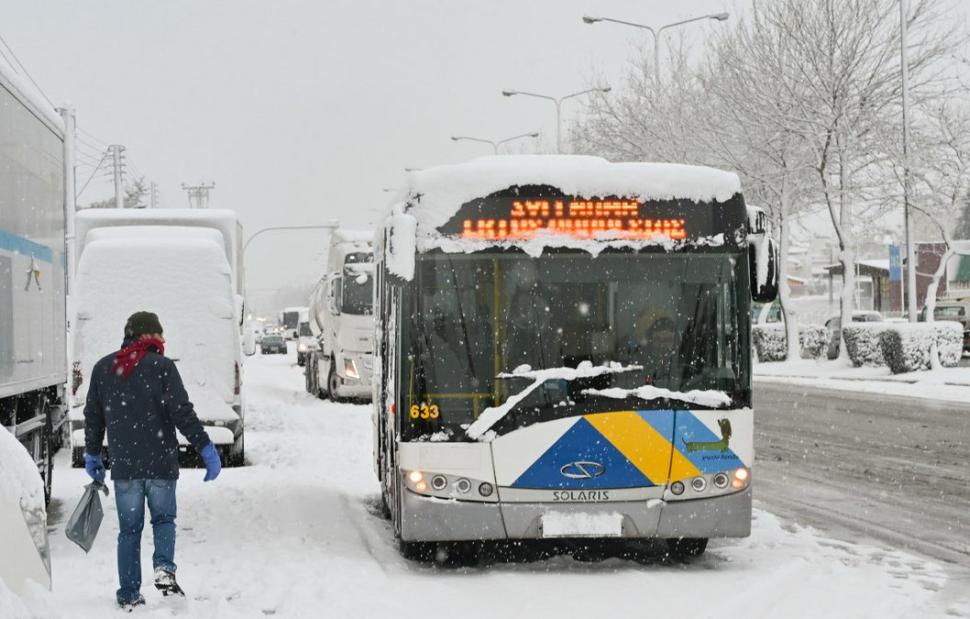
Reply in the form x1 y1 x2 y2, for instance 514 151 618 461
879 321 963 374
799 325 828 359
752 324 827 361
841 323 889 367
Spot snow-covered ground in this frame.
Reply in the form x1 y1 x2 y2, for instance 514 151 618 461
7 349 969 618
755 357 970 403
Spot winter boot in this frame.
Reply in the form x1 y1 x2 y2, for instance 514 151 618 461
118 594 146 612
153 568 185 598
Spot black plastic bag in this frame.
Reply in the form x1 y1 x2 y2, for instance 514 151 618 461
65 481 109 553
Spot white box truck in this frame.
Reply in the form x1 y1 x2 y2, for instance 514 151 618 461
0 53 64 591
304 230 374 402
69 211 247 466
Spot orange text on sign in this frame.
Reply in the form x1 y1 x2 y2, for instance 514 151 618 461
460 200 687 240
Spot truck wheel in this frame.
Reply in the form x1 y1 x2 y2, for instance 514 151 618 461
229 433 245 467
665 537 708 559
328 362 344 403
40 402 53 506
304 359 314 394
72 446 84 468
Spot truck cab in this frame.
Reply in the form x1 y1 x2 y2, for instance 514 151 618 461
305 231 375 402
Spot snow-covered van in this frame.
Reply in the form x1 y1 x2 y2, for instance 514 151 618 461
0 427 50 596
69 214 246 466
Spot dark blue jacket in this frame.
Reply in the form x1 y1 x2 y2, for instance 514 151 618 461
84 339 211 480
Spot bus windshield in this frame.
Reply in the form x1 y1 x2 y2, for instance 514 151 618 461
402 252 750 442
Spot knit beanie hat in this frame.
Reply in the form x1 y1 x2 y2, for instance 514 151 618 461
124 311 164 339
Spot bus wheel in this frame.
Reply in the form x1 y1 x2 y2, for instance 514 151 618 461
398 539 435 562
665 537 708 559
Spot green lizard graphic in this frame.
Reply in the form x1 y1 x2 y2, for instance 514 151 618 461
683 418 732 453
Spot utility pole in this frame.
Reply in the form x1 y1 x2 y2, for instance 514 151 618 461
150 182 159 209
110 144 126 209
59 103 77 293
181 182 215 209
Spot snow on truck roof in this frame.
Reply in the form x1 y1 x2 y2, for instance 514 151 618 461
332 229 374 244
398 155 741 229
0 53 65 136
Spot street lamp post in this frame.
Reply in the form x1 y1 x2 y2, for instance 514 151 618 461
583 13 730 83
450 131 540 154
501 87 611 153
900 0 917 322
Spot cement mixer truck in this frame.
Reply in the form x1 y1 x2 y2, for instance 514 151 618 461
304 230 374 402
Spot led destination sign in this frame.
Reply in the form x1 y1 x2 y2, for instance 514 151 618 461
434 189 746 245
457 199 686 241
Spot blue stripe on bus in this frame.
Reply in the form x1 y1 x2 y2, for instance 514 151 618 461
0 228 54 263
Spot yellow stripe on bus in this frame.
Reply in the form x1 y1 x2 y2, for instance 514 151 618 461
586 412 699 485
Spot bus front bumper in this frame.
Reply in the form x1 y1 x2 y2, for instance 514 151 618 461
400 488 751 542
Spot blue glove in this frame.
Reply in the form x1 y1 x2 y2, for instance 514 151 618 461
200 443 222 482
84 453 106 483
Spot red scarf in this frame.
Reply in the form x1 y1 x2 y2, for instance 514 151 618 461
112 336 165 379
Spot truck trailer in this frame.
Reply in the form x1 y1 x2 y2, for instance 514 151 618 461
0 52 69 507
304 230 374 402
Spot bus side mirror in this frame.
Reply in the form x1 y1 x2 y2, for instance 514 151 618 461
749 235 779 303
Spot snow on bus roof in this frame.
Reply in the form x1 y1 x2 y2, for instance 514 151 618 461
404 155 741 229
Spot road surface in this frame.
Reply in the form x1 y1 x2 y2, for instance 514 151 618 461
14 353 967 618
754 379 970 608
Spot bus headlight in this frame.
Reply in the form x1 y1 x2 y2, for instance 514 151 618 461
712 472 729 489
690 476 707 492
732 467 750 489
670 481 685 496
478 482 494 497
344 358 359 379
430 475 448 491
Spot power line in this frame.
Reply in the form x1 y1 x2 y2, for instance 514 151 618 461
77 126 109 148
0 30 55 109
76 150 109 199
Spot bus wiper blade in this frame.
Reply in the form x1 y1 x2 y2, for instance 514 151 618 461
493 361 642 381
582 385 731 409
468 362 642 440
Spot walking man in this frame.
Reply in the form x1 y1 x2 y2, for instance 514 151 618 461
83 311 222 611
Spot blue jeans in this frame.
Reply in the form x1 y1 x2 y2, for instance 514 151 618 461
113 479 177 604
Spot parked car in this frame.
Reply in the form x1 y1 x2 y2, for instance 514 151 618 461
919 301 970 352
261 335 287 355
751 301 782 324
825 310 883 359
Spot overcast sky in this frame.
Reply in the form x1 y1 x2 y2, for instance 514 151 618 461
6 0 760 311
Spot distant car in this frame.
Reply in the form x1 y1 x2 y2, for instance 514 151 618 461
260 335 287 355
919 302 970 352
825 310 883 359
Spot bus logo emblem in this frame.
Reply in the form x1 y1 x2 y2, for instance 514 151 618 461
560 461 605 479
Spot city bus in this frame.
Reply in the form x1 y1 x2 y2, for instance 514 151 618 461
373 155 778 561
